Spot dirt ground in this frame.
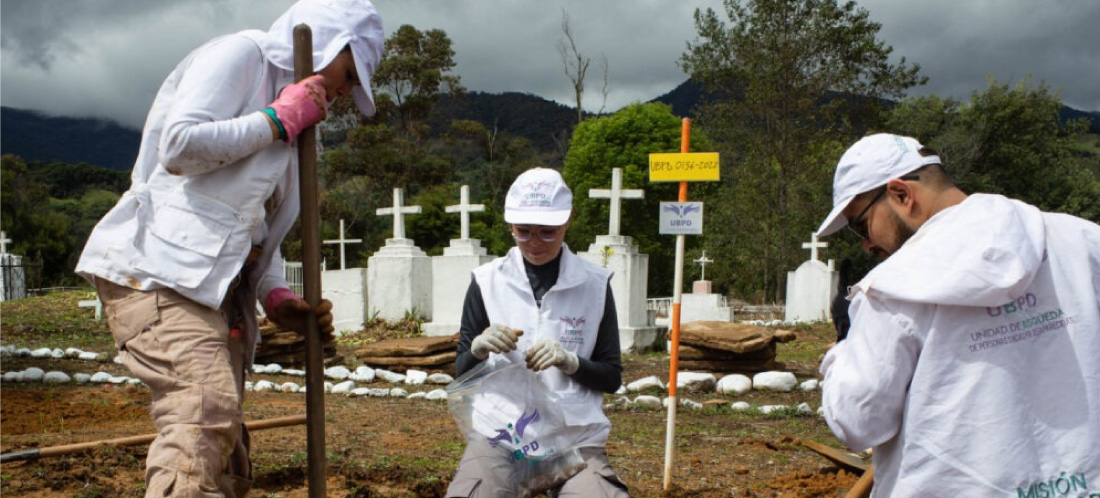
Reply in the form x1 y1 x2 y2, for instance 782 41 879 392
1 322 865 498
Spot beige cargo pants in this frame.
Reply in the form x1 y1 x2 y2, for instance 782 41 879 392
446 443 630 498
96 279 251 498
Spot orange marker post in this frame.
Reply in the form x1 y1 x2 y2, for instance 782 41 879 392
663 118 691 491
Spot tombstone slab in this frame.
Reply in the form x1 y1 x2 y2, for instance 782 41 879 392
322 268 368 335
785 233 838 322
579 235 659 353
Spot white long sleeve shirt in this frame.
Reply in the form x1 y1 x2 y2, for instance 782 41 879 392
76 32 301 356
820 194 1100 497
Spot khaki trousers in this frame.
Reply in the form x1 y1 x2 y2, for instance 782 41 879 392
446 443 629 498
96 279 252 498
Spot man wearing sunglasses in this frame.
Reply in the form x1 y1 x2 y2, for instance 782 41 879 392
813 133 1100 497
448 167 630 497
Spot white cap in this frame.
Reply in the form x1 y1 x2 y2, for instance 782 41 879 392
263 0 384 116
816 133 941 237
504 168 573 226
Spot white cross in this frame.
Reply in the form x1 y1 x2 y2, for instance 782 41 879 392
802 232 828 262
588 168 644 237
323 219 362 270
0 231 11 254
78 298 103 320
694 250 714 281
376 188 422 240
444 185 485 240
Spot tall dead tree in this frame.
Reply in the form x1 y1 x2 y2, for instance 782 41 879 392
558 9 590 124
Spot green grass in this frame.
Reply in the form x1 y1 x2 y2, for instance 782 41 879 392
0 290 112 349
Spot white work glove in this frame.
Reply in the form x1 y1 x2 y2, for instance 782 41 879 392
470 324 523 360
525 338 580 374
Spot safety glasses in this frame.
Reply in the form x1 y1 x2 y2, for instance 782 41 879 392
511 225 562 243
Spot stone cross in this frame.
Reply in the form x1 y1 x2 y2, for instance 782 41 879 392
376 188 422 240
802 232 828 262
0 231 11 254
588 168 644 237
444 185 484 240
323 219 362 270
78 298 103 320
694 250 714 281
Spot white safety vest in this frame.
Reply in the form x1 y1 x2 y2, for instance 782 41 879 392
820 194 1100 497
474 245 613 448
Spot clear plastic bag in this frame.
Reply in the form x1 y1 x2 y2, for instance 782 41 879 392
446 354 587 497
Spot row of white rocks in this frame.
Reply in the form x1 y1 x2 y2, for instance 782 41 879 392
3 344 823 414
1 345 109 361
606 395 824 416
620 372 819 395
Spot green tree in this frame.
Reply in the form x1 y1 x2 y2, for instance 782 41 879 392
562 103 717 297
887 78 1100 223
679 0 926 301
1 155 76 287
372 24 464 136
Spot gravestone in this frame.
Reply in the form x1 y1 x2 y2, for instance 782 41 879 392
681 250 735 323
323 219 362 270
784 233 838 322
78 297 103 320
321 219 368 334
368 188 432 321
578 168 659 352
423 185 494 336
0 231 26 301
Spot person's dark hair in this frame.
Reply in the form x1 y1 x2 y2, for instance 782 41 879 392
906 147 954 188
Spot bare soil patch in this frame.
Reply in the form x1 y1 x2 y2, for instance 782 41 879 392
2 302 861 497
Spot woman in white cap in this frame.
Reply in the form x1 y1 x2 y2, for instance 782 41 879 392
448 167 631 497
75 1 384 496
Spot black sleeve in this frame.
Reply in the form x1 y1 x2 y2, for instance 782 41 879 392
455 277 490 377
568 283 623 394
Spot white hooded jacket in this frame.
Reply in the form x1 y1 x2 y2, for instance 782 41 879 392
820 194 1100 497
76 0 382 361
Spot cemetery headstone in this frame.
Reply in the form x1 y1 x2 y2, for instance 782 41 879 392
320 219 369 334
784 232 838 322
0 232 26 301
423 185 494 336
368 188 432 321
680 251 735 323
579 168 659 352
323 219 362 270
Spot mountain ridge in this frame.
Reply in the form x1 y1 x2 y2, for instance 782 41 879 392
4 80 1097 171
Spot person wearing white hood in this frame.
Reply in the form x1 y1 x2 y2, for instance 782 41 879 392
815 133 1100 497
75 1 384 496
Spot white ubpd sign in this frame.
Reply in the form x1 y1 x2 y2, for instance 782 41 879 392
659 202 704 235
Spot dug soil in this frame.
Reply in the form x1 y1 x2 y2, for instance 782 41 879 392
1 324 864 497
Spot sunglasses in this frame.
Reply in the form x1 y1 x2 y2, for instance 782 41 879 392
846 174 921 240
511 225 562 243
846 188 886 240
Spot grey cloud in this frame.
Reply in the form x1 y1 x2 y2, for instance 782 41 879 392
1 0 1096 131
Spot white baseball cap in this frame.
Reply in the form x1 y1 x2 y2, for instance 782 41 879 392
816 133 941 237
504 168 573 226
263 0 385 116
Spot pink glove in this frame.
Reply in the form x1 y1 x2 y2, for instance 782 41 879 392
263 288 335 336
267 74 327 142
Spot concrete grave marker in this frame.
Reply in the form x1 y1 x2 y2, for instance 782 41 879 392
579 168 658 352
424 185 494 336
369 188 432 321
323 219 362 270
784 232 838 322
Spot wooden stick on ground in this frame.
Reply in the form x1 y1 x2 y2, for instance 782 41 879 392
1 414 307 463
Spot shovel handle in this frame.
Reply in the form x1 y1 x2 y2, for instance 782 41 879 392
845 465 874 498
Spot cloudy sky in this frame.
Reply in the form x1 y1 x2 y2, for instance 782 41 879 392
2 0 1098 131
